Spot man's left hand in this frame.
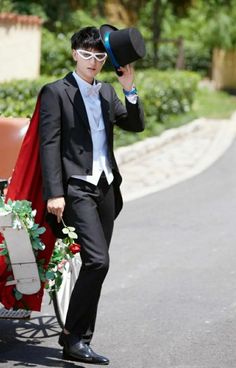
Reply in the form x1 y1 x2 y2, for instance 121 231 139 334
117 64 135 91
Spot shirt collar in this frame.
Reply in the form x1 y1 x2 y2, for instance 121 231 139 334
72 71 96 95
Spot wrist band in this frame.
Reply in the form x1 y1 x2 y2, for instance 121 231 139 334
123 87 137 96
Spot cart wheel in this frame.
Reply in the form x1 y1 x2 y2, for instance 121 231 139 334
52 254 81 329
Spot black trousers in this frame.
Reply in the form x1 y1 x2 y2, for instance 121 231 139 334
63 173 115 343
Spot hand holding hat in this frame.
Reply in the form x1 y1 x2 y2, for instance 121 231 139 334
117 64 135 91
99 24 146 76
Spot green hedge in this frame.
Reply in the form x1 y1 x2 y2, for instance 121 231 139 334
99 69 200 145
0 76 55 118
0 69 200 146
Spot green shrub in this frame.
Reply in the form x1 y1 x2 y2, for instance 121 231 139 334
40 29 73 76
100 69 199 121
101 69 200 145
0 70 200 146
0 76 55 117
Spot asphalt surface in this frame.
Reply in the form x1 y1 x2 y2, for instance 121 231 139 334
1 139 236 367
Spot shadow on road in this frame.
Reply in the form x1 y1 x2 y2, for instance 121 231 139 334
0 315 60 339
0 315 85 368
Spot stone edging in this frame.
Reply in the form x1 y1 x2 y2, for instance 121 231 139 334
115 113 236 166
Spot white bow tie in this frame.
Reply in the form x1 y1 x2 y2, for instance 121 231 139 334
85 83 102 97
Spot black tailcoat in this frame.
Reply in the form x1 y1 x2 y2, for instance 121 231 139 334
39 72 145 219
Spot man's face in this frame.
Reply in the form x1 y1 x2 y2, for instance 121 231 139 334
72 48 107 83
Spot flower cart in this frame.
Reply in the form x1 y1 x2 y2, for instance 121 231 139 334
0 113 81 327
0 195 81 328
0 208 40 318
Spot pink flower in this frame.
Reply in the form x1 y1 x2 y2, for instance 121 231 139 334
57 259 67 272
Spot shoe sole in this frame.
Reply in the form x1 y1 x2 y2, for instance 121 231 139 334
62 350 109 365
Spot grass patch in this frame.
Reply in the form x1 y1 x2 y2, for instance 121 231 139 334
193 88 236 119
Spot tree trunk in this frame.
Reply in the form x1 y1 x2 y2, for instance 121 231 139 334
152 0 162 67
97 0 105 17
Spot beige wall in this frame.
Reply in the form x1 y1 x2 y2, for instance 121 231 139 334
0 22 41 82
212 48 236 90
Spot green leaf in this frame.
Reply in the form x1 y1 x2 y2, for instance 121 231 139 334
4 204 12 212
31 239 41 250
46 271 55 280
51 255 63 262
39 273 46 282
7 199 13 206
37 226 46 235
31 223 39 230
0 196 5 208
0 248 8 256
55 276 63 288
14 289 23 301
38 242 45 250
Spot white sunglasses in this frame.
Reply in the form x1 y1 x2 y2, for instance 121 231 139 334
76 49 107 62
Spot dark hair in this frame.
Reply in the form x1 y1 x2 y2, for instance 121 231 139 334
71 26 105 52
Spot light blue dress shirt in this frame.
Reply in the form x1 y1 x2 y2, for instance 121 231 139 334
72 71 114 185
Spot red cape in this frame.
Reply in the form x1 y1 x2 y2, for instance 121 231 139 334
0 96 56 311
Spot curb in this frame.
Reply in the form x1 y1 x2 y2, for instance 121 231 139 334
115 112 236 202
115 113 236 167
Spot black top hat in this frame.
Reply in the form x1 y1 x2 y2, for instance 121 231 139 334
99 24 146 76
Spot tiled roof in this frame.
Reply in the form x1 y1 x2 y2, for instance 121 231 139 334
0 12 43 25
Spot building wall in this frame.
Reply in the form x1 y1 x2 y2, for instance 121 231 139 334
0 14 42 82
212 48 236 90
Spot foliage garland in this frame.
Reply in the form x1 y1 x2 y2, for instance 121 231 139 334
0 197 81 302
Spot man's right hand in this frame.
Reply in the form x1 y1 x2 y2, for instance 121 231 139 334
47 197 65 223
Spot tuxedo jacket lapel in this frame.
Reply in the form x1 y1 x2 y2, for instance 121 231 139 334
63 72 112 140
99 87 111 139
64 73 91 133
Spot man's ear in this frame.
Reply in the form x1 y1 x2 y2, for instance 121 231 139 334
72 49 77 61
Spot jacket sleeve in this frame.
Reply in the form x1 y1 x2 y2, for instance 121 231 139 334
111 85 145 132
39 84 65 201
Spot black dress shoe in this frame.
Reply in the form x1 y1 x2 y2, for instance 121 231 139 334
58 331 109 365
58 331 67 347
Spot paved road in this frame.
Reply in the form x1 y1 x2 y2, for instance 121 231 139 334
1 139 236 367
101 138 236 368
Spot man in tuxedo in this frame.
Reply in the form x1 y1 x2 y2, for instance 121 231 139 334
39 26 144 365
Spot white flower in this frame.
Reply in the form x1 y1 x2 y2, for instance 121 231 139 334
48 279 55 287
31 209 37 217
12 217 22 230
26 218 34 229
55 239 63 246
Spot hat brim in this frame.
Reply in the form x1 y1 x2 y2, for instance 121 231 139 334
99 24 118 43
99 24 123 76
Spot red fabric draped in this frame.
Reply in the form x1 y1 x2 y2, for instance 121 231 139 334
0 96 56 311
